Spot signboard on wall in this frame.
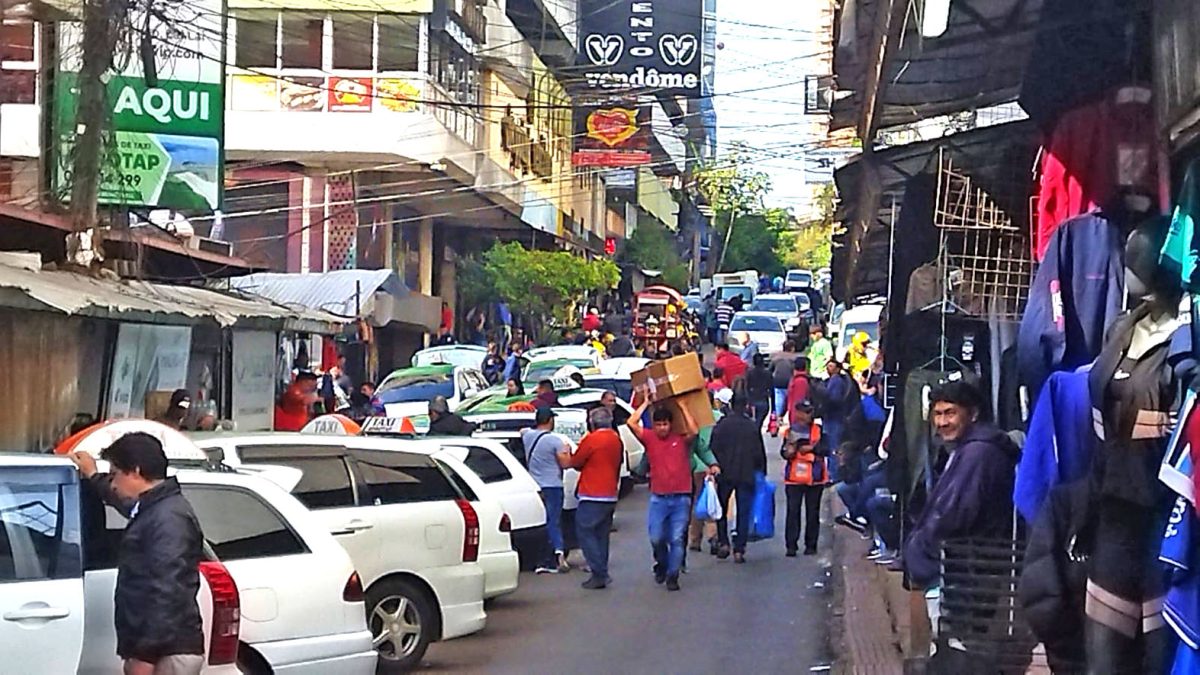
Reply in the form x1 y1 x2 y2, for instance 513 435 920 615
106 325 192 419
573 103 652 167
52 0 225 211
230 75 422 113
577 0 704 97
232 331 277 431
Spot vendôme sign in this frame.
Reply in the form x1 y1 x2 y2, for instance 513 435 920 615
53 0 225 211
577 0 704 97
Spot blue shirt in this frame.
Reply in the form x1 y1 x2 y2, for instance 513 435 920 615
497 302 513 326
522 428 565 489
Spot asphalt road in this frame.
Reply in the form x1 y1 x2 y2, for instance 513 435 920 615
421 446 835 675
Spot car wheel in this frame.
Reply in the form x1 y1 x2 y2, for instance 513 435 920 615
367 579 435 671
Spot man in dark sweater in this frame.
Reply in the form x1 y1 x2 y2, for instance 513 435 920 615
709 395 768 562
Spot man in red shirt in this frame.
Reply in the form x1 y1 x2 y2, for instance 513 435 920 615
628 393 699 591
560 406 625 590
785 357 812 426
274 372 319 431
714 343 747 386
581 307 602 333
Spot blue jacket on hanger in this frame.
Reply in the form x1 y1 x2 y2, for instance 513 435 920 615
1013 367 1094 523
1017 213 1124 401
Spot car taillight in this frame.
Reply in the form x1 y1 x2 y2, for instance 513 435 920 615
499 513 512 533
198 561 240 666
455 499 480 563
343 571 365 602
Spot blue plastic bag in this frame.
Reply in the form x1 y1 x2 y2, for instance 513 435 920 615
749 473 776 540
694 477 722 521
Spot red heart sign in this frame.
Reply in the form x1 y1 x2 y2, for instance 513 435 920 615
587 108 639 147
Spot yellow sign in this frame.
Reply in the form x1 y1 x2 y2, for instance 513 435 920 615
228 0 431 10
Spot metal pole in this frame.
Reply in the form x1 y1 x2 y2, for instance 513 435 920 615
715 207 737 273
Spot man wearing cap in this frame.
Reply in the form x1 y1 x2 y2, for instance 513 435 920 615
523 407 572 574
156 389 191 430
427 395 477 436
782 399 829 556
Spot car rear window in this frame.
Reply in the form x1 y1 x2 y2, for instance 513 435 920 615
238 448 358 510
182 485 308 560
462 447 513 484
353 450 462 504
436 461 479 501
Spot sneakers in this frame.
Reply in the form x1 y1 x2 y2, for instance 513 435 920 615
556 551 571 574
581 576 607 590
716 545 731 560
874 551 897 565
665 575 681 591
534 565 558 574
834 514 868 535
803 546 817 556
865 548 883 560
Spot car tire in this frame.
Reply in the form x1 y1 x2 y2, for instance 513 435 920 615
618 476 635 499
367 579 436 671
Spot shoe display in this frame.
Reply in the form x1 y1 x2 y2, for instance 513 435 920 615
666 575 680 591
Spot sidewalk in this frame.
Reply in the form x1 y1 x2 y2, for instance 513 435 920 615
829 509 908 675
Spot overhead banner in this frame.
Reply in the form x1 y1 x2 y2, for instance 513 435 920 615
577 0 704 97
573 103 652 167
52 0 225 211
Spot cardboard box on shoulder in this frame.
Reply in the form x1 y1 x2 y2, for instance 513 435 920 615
630 352 706 399
659 389 716 435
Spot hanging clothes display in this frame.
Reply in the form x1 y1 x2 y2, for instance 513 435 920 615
1013 367 1095 522
1018 212 1125 400
1084 302 1192 673
1034 86 1158 260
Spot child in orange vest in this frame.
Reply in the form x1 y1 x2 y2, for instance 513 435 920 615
782 399 830 556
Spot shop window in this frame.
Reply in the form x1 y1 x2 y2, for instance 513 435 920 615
378 14 421 71
234 12 277 69
281 14 323 69
1 22 36 105
331 12 373 70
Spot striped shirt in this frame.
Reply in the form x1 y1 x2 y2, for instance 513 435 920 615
715 303 735 329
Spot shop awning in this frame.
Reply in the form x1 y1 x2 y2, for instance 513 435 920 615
831 0 1044 133
0 253 345 333
831 120 1038 302
225 269 441 332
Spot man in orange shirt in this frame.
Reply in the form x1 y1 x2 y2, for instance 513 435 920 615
560 406 624 589
274 372 319 431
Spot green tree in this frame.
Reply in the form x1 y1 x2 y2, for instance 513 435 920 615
718 208 791 277
482 242 619 338
695 145 774 275
780 183 835 271
619 218 691 291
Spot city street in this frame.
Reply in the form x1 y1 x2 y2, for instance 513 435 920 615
423 450 836 675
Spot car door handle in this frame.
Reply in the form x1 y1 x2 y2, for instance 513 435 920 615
4 606 71 621
331 520 374 536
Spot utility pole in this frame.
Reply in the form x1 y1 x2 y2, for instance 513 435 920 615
714 206 737 273
69 0 126 232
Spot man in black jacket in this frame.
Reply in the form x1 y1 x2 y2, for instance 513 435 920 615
70 432 205 675
427 395 478 436
709 395 768 562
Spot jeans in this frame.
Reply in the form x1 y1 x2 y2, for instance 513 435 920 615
647 494 692 577
540 487 565 564
823 418 844 482
866 493 898 550
785 484 824 551
715 478 755 553
774 387 788 416
576 500 616 580
836 470 887 520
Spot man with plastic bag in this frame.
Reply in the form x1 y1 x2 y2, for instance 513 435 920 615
628 395 702 591
709 394 768 563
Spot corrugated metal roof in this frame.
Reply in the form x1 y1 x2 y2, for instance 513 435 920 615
225 269 407 319
0 255 346 331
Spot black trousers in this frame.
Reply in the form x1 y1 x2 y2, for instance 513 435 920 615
785 484 824 552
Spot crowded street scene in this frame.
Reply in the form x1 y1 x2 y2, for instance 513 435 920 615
5 0 1200 674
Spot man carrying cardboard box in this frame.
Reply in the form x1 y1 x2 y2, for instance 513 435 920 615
628 392 703 592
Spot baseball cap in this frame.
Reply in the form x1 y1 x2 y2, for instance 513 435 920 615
714 388 734 405
169 389 191 410
535 407 557 425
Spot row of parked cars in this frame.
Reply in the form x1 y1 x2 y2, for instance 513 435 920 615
3 348 647 674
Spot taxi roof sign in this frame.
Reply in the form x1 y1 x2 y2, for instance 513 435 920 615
361 416 417 436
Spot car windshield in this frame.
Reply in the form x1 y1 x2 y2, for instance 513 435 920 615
719 286 753 303
730 315 783 332
524 359 593 381
751 298 796 313
376 372 454 403
840 323 880 348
